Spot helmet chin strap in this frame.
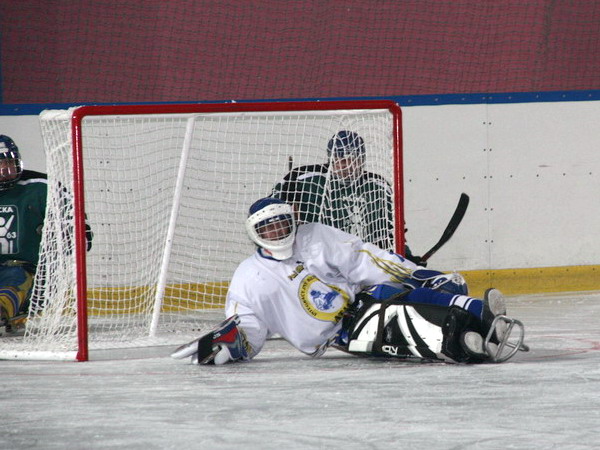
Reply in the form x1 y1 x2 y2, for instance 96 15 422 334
258 247 292 261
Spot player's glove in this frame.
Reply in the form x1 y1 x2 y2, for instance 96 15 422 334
404 244 427 267
171 315 250 365
408 255 427 267
406 269 468 296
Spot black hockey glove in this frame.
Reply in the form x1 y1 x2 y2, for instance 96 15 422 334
171 315 250 365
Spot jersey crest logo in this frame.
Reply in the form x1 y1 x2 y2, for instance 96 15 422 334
309 289 338 310
298 275 349 323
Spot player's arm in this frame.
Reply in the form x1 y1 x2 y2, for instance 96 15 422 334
314 224 418 286
271 164 301 200
170 314 252 365
272 165 328 227
342 233 466 296
45 179 94 252
225 295 268 358
171 288 269 365
362 173 426 263
271 164 320 202
363 175 395 250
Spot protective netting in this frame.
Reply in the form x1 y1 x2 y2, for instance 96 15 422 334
1 0 599 103
0 102 400 358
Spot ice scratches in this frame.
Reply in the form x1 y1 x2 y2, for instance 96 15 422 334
1 292 599 449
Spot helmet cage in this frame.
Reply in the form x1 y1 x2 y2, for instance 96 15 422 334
326 131 366 182
0 150 23 191
246 202 296 260
246 203 296 261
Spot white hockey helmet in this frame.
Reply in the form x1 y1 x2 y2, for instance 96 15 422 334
246 197 296 260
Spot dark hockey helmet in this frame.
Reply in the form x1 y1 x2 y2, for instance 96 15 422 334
326 130 366 181
327 130 366 158
0 135 23 191
246 197 296 260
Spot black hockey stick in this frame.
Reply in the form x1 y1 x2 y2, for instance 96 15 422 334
420 193 470 263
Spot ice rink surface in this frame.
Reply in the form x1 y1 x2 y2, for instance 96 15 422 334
2 291 599 450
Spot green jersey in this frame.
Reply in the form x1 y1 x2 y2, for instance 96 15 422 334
272 163 395 250
0 170 47 266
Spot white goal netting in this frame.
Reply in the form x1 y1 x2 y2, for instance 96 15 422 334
0 101 401 360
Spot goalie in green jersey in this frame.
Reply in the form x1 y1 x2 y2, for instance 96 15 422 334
0 135 92 331
272 130 424 264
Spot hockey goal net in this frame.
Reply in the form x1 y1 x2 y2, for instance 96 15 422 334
0 100 403 361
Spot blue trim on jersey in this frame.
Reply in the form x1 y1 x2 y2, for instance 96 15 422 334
1 89 598 115
368 283 484 319
256 248 280 261
406 288 483 318
366 283 408 300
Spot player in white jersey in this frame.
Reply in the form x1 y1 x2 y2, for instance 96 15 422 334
173 198 527 365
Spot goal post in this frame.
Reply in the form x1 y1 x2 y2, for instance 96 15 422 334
0 100 403 361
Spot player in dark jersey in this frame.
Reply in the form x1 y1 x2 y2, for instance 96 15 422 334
272 130 424 263
0 135 92 331
0 135 47 329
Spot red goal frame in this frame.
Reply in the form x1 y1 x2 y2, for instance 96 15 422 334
70 100 403 361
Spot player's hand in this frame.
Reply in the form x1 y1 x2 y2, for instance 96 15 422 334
409 256 427 267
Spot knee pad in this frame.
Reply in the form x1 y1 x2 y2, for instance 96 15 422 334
441 306 486 363
341 289 488 363
343 296 452 362
0 265 34 319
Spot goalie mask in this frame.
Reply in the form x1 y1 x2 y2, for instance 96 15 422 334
327 130 366 182
0 135 23 191
246 197 296 261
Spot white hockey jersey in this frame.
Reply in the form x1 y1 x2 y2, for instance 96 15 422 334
225 223 418 358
